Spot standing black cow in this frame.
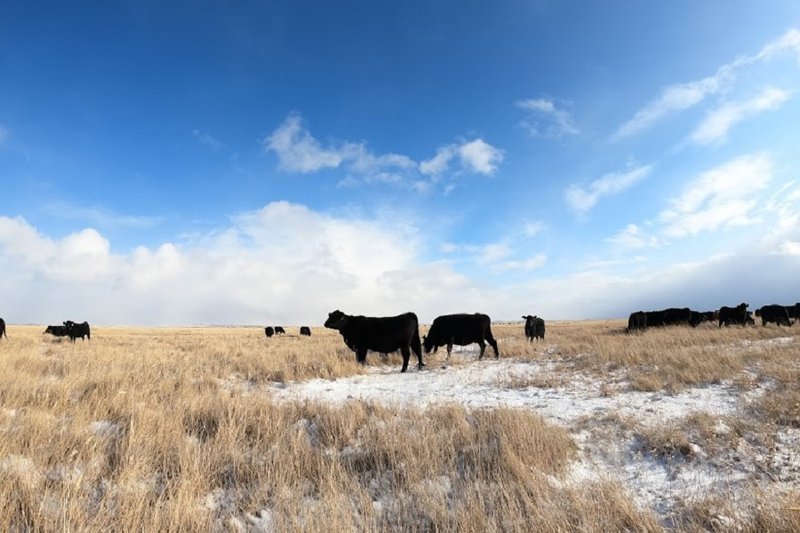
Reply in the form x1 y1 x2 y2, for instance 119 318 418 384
0 318 6 339
274 326 286 334
324 310 424 372
44 325 70 337
786 303 800 323
663 307 692 326
755 305 793 327
64 321 90 342
264 326 275 338
718 303 750 327
423 313 499 359
645 310 666 327
522 315 545 341
299 326 312 336
627 311 647 332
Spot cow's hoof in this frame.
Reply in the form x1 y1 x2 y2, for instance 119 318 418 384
401 367 408 373
418 363 425 369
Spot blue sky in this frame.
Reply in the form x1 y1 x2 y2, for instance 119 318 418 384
1 1 800 325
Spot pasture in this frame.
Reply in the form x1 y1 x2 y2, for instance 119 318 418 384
1 322 798 531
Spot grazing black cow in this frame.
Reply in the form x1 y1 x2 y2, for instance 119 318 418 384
754 305 793 327
627 311 647 332
718 303 750 327
275 326 286 334
0 318 6 339
786 303 800 323
423 313 499 359
645 310 666 327
689 311 713 327
64 321 90 342
264 326 275 338
324 310 424 372
663 307 692 326
522 315 545 341
300 326 311 336
44 325 70 337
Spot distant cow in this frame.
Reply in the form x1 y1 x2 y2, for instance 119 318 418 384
44 325 70 337
663 307 692 326
755 305 793 327
64 321 90 342
0 318 6 339
786 303 800 323
718 303 750 327
627 311 647 332
522 315 545 340
324 310 424 372
299 326 311 336
689 311 715 327
644 310 666 327
264 326 275 338
423 313 499 359
275 326 286 334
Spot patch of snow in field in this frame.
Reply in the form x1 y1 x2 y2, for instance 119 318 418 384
270 358 742 427
88 420 121 436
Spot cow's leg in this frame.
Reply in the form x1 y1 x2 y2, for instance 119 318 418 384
357 348 368 365
446 342 452 358
478 340 486 359
400 345 410 373
486 335 499 358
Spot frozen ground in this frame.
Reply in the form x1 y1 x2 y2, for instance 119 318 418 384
268 340 800 525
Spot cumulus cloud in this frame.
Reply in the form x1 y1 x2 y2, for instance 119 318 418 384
613 28 800 140
566 164 653 215
419 139 504 178
689 87 792 145
264 114 353 173
606 224 660 249
515 98 578 138
659 153 772 237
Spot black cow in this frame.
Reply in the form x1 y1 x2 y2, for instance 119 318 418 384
423 313 499 359
663 307 692 326
275 326 286 334
718 303 750 327
627 311 647 332
645 310 666 327
786 303 800 323
324 310 424 372
44 325 70 337
300 326 311 336
64 321 90 342
0 318 6 339
755 305 793 327
264 326 275 338
522 315 545 340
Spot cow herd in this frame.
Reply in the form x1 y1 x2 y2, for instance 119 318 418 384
627 302 800 332
42 320 92 342
264 325 309 338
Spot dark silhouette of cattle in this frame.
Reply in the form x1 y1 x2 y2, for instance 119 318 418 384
786 303 800 323
324 310 424 372
274 326 286 334
718 303 750 327
423 313 499 359
264 326 275 338
64 321 90 342
300 326 311 336
663 307 692 326
0 318 6 339
645 310 666 327
627 311 647 332
44 325 70 337
522 315 545 340
755 305 793 327
689 311 715 327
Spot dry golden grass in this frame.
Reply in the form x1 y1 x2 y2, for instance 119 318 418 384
0 320 798 531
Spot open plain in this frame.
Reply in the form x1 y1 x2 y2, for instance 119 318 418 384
1 321 799 531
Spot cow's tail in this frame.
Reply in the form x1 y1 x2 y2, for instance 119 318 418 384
411 320 424 368
87 324 91 340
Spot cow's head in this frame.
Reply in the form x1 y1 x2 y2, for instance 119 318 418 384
44 326 53 334
324 310 348 330
422 334 434 354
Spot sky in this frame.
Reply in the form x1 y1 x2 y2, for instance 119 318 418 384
1 1 800 326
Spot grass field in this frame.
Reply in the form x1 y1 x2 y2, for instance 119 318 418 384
1 321 798 531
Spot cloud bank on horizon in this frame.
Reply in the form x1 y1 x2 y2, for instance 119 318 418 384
0 3 799 325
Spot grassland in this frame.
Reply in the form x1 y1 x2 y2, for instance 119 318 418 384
0 321 798 531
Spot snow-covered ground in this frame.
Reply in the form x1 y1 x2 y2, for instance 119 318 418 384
268 342 799 525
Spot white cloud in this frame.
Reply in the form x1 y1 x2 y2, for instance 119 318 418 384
523 221 546 237
419 139 504 177
192 129 222 150
690 87 792 145
493 254 547 272
515 98 578 138
458 139 504 175
778 241 800 256
613 28 800 140
266 113 503 188
659 153 772 237
606 224 660 249
42 202 163 229
566 164 653 214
